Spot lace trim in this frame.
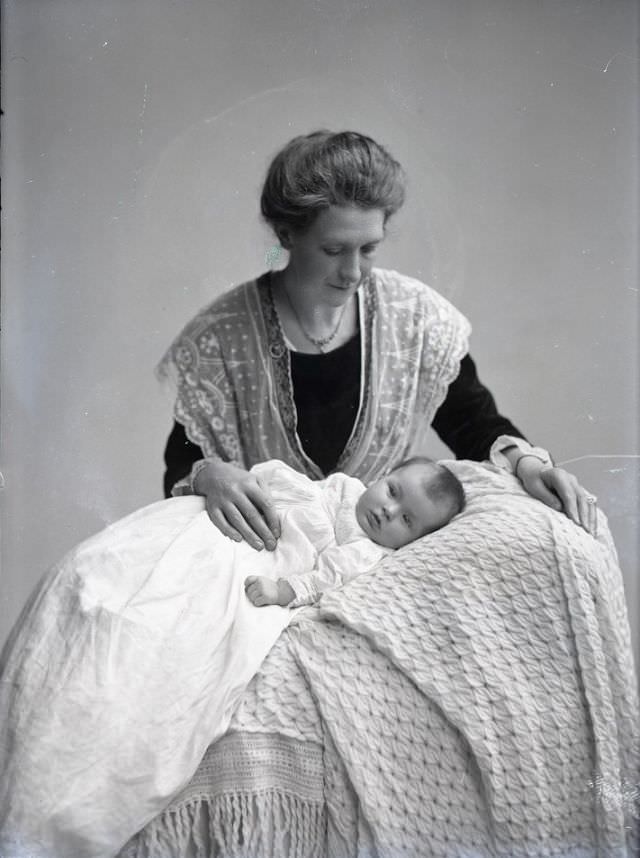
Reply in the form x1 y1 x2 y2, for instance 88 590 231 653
261 273 375 478
335 278 375 473
415 275 472 421
157 296 244 464
260 277 327 479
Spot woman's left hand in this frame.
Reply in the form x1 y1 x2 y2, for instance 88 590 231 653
516 457 598 536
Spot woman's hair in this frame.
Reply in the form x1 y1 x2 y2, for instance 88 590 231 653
260 130 406 235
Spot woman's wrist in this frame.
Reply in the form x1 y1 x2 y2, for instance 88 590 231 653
190 457 223 495
490 435 553 477
514 453 550 481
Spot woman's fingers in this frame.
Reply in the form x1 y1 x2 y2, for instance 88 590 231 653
540 469 598 535
220 503 270 551
208 502 267 551
207 505 243 543
577 491 598 537
548 471 580 527
230 494 279 550
252 478 281 539
520 462 599 537
575 493 589 532
199 461 280 550
221 480 279 551
524 472 563 511
207 496 275 551
588 496 598 537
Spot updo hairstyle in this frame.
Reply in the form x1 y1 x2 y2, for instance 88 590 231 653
260 130 406 236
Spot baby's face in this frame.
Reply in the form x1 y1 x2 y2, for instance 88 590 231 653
355 463 453 549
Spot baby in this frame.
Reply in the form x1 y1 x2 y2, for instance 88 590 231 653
245 455 465 608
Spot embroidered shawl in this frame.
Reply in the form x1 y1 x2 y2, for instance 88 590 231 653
158 268 471 482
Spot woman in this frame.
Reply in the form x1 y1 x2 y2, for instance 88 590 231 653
161 129 598 547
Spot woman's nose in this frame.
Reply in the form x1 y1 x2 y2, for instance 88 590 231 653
339 254 361 285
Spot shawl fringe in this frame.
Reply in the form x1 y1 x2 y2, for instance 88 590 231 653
122 791 326 858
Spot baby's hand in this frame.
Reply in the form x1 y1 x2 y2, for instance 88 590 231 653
244 576 294 607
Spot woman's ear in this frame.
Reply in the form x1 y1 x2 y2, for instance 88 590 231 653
274 224 293 250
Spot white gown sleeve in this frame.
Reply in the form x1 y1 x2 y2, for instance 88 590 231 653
285 537 389 608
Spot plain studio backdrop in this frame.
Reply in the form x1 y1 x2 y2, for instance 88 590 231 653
1 0 638 673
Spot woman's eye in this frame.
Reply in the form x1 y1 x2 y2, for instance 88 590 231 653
323 248 341 257
387 484 396 498
361 245 378 257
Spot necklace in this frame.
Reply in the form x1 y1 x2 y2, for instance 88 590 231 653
281 282 348 353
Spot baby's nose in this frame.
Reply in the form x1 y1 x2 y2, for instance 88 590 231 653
383 503 399 521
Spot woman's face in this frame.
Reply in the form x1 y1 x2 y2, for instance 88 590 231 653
281 205 386 307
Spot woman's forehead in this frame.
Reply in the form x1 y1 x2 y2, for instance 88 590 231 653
308 205 386 241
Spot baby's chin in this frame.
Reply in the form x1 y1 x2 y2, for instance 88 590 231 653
374 532 409 549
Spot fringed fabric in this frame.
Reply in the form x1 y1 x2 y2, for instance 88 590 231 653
122 792 326 858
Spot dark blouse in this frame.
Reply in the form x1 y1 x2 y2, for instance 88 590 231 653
290 334 362 474
163 346 525 497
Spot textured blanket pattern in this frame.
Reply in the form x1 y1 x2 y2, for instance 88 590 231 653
125 463 639 858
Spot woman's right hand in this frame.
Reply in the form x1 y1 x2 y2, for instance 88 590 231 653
193 460 280 551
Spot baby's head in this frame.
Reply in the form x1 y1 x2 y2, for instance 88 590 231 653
355 456 465 549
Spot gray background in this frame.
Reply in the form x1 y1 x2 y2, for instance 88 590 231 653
2 0 638 671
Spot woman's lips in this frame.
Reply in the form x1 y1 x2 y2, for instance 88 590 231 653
328 285 353 292
367 510 380 531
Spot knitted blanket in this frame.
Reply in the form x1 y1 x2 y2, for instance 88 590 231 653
123 462 639 858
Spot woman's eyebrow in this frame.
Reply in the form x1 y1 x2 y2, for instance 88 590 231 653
323 234 384 246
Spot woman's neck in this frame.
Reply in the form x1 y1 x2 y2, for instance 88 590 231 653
270 269 359 354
